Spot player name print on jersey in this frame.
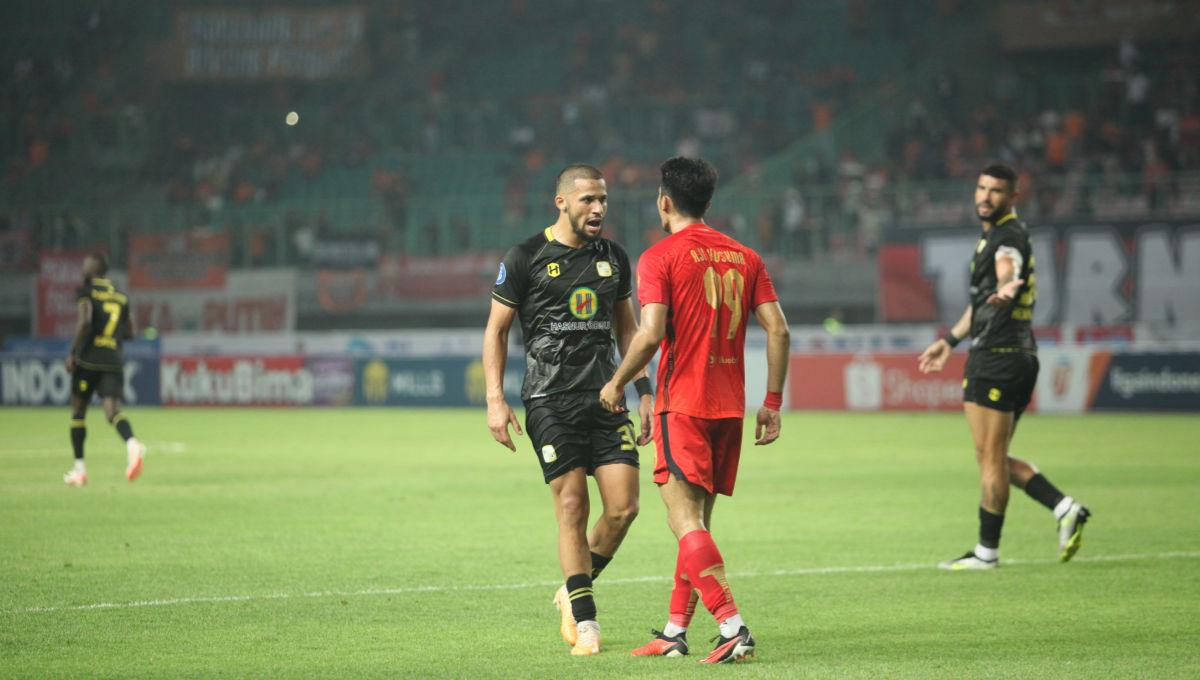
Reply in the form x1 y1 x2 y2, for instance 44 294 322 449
689 248 747 265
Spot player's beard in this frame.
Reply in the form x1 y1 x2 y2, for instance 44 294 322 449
571 210 603 243
976 200 1008 223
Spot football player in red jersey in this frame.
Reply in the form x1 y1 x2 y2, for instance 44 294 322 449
600 157 790 663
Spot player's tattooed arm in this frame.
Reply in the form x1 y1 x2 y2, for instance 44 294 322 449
986 251 1024 307
66 298 92 373
483 299 523 451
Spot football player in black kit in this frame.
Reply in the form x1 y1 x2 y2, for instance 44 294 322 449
919 164 1089 570
483 164 653 655
64 253 146 487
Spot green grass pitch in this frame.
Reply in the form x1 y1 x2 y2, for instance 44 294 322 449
1 408 1198 678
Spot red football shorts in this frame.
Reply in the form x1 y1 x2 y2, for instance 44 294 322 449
653 412 744 496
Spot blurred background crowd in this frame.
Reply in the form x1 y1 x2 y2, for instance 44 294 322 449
1 0 1197 327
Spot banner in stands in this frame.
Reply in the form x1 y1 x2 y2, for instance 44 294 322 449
133 269 296 333
129 231 229 289
35 252 90 338
790 353 970 411
166 7 368 81
881 221 1200 326
354 357 523 407
996 2 1200 51
160 355 312 406
0 339 160 406
377 254 500 300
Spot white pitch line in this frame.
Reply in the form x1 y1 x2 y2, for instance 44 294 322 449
4 550 1198 616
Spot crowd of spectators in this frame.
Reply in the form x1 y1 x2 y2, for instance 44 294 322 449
2 1 900 250
759 37 1200 261
2 2 1198 268
888 38 1199 217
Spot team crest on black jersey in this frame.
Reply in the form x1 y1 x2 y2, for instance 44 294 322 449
570 287 597 320
547 263 561 277
596 261 612 277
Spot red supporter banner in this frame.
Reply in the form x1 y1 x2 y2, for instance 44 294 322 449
35 252 90 338
129 232 230 290
377 253 499 299
160 356 313 406
789 352 977 411
133 269 295 333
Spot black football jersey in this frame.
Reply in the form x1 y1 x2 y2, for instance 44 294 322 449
968 213 1037 352
75 277 129 371
492 227 633 401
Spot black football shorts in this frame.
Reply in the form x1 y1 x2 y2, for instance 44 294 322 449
523 391 639 483
963 350 1039 420
71 366 124 400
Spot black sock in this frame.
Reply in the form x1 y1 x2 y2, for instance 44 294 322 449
111 414 134 441
565 573 596 623
70 420 86 460
979 507 1005 550
1023 473 1065 511
589 552 612 580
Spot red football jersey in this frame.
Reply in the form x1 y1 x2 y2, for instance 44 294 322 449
637 223 778 418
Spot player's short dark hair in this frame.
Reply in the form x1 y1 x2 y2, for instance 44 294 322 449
981 163 1018 190
555 164 604 194
660 157 718 219
86 252 108 276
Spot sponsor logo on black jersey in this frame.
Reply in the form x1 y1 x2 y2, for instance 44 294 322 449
570 287 597 320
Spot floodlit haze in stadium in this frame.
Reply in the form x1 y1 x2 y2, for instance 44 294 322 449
1 1 1197 677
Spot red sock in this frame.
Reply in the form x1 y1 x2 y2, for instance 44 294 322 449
678 529 738 623
667 551 698 628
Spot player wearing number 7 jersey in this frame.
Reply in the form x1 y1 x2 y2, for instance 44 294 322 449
63 253 145 487
600 157 790 664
